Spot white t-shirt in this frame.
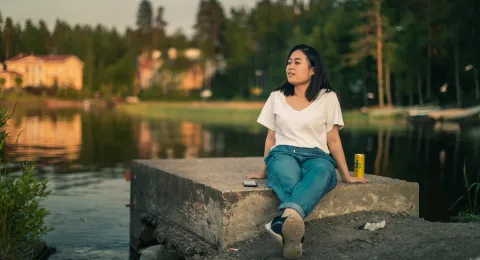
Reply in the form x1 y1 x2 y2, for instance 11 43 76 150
256 89 344 154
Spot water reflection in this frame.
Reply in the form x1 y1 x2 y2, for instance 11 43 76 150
136 120 238 159
5 110 267 170
340 124 480 221
3 108 480 258
7 112 82 164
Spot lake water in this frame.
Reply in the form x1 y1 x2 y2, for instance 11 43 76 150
4 108 480 259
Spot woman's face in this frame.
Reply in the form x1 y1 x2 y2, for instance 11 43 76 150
286 50 314 86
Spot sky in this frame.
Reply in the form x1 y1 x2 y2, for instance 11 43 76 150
1 0 259 37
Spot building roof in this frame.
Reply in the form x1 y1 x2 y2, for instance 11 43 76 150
6 53 81 62
0 70 22 76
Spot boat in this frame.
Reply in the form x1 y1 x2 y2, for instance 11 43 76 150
406 106 442 123
428 105 480 126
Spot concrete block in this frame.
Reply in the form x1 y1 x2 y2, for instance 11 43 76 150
130 157 419 249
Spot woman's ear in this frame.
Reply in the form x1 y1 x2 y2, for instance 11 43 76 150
310 67 315 76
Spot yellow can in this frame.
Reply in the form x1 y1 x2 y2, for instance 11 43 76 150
354 154 365 179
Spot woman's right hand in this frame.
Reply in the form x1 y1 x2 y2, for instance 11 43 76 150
246 171 267 179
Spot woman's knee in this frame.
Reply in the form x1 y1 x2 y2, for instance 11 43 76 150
303 162 336 190
266 153 302 194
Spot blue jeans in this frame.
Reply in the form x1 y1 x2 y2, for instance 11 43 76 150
265 145 337 219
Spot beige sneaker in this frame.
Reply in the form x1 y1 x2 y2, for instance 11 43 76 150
281 213 305 259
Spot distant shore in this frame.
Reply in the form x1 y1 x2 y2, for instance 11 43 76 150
118 101 264 126
0 95 109 110
0 94 84 109
118 101 407 130
0 95 408 129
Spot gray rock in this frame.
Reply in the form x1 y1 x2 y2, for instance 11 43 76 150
157 250 182 260
139 244 181 260
139 245 164 260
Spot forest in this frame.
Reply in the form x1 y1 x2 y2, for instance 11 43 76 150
1 0 479 107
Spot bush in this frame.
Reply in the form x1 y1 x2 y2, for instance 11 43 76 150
0 107 53 259
449 160 480 222
55 87 83 100
138 87 203 101
23 86 57 96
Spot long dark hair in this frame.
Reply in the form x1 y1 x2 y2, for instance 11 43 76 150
274 44 333 102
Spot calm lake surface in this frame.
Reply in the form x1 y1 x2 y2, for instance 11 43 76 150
4 107 480 259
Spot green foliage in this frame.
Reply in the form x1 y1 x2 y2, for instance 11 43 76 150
13 77 22 88
450 161 480 222
0 108 9 157
0 164 53 259
99 84 114 100
55 87 83 100
103 53 136 95
138 87 202 101
168 29 189 50
2 0 479 105
460 168 480 219
0 107 53 259
193 0 226 58
0 10 3 30
0 10 3 59
136 0 153 34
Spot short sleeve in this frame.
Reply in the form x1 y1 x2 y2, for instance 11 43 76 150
326 92 344 132
256 93 276 131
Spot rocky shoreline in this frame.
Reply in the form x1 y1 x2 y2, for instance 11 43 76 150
136 211 480 260
23 240 57 260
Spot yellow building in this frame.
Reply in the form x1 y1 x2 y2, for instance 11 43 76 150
0 70 22 89
5 53 85 90
136 48 205 93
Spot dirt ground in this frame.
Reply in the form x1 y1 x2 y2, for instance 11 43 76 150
208 211 480 260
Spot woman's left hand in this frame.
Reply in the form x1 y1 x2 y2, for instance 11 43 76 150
343 176 369 184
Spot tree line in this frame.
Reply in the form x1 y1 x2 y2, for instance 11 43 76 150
1 0 479 107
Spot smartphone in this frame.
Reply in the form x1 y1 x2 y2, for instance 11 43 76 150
243 180 257 187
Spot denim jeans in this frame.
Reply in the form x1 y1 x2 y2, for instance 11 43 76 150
265 145 337 219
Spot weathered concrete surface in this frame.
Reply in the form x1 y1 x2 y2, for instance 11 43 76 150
130 157 419 250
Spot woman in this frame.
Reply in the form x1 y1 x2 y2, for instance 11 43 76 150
246 44 368 259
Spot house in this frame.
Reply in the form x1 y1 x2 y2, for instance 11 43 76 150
135 48 206 94
0 69 22 89
137 50 163 90
4 53 85 90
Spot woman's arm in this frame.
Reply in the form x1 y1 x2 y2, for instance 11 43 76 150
327 125 368 183
246 129 275 179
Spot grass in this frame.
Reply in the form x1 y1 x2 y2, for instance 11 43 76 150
118 101 408 131
0 92 88 112
459 165 480 221
0 92 48 110
449 161 480 222
119 101 262 127
0 91 45 102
